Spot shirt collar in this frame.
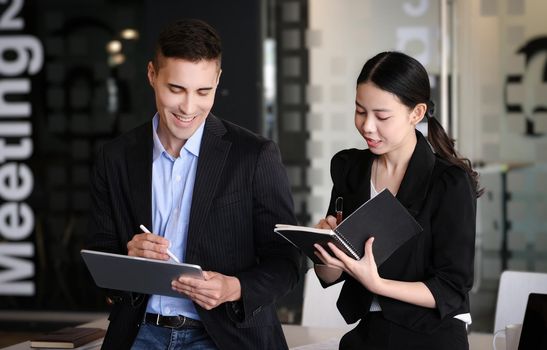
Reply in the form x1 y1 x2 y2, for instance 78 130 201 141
184 118 204 157
151 113 204 160
152 114 165 161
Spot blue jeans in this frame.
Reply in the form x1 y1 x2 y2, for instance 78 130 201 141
131 323 218 350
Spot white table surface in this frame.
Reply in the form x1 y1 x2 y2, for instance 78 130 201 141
282 324 498 350
1 318 499 350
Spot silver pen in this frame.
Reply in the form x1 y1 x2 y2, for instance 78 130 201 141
139 224 181 263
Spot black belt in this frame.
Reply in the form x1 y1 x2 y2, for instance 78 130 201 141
144 313 203 329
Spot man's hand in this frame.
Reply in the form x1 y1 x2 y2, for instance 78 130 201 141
171 271 242 310
127 232 171 261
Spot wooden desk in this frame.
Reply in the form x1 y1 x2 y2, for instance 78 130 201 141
1 319 497 350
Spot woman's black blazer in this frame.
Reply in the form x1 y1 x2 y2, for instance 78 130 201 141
324 131 476 334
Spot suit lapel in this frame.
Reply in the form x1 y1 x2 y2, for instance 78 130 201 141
396 131 436 217
126 122 153 235
186 115 231 259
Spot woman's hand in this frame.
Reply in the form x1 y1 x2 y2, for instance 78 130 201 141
314 237 383 294
314 215 338 229
313 215 343 283
316 237 437 308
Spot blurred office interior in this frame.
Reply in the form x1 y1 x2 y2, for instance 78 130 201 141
0 0 546 347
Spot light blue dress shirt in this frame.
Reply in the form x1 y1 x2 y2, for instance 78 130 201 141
146 114 204 320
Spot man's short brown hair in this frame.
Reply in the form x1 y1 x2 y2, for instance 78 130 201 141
152 18 222 69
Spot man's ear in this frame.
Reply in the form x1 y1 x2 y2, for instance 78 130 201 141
216 69 222 85
411 103 427 125
147 61 156 87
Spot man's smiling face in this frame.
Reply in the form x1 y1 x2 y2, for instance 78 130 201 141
148 56 220 153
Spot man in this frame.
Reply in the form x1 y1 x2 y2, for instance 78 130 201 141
87 19 300 349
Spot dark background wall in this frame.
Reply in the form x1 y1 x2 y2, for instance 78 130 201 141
0 0 263 312
141 0 263 132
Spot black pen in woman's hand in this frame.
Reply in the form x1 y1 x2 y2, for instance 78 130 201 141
335 197 343 224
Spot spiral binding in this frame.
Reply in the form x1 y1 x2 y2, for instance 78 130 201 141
333 231 360 260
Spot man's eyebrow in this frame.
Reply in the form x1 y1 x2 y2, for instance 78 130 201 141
167 83 185 90
167 83 214 91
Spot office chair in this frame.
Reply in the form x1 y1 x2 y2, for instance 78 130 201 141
493 270 547 332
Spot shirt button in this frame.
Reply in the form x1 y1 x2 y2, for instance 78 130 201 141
165 307 171 314
175 175 181 182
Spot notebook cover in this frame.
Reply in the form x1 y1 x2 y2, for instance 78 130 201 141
274 226 357 264
333 189 423 266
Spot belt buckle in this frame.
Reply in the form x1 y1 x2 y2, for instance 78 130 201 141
152 313 190 329
179 316 187 328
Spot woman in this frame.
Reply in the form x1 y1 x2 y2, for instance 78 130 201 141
313 51 482 350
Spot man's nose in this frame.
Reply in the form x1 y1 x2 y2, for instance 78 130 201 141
179 94 196 115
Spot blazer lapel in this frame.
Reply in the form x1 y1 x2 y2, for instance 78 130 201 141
186 115 231 259
396 131 436 217
126 122 153 235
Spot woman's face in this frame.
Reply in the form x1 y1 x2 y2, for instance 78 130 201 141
354 82 424 155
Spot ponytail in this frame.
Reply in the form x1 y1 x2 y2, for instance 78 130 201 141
426 101 483 198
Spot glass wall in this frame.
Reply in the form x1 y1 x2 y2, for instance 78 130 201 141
303 0 547 332
456 0 547 332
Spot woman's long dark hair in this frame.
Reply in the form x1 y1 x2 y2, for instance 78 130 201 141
357 51 483 197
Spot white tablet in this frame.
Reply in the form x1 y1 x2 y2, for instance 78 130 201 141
81 249 204 298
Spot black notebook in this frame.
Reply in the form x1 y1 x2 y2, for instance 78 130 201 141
274 189 423 265
30 327 106 348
